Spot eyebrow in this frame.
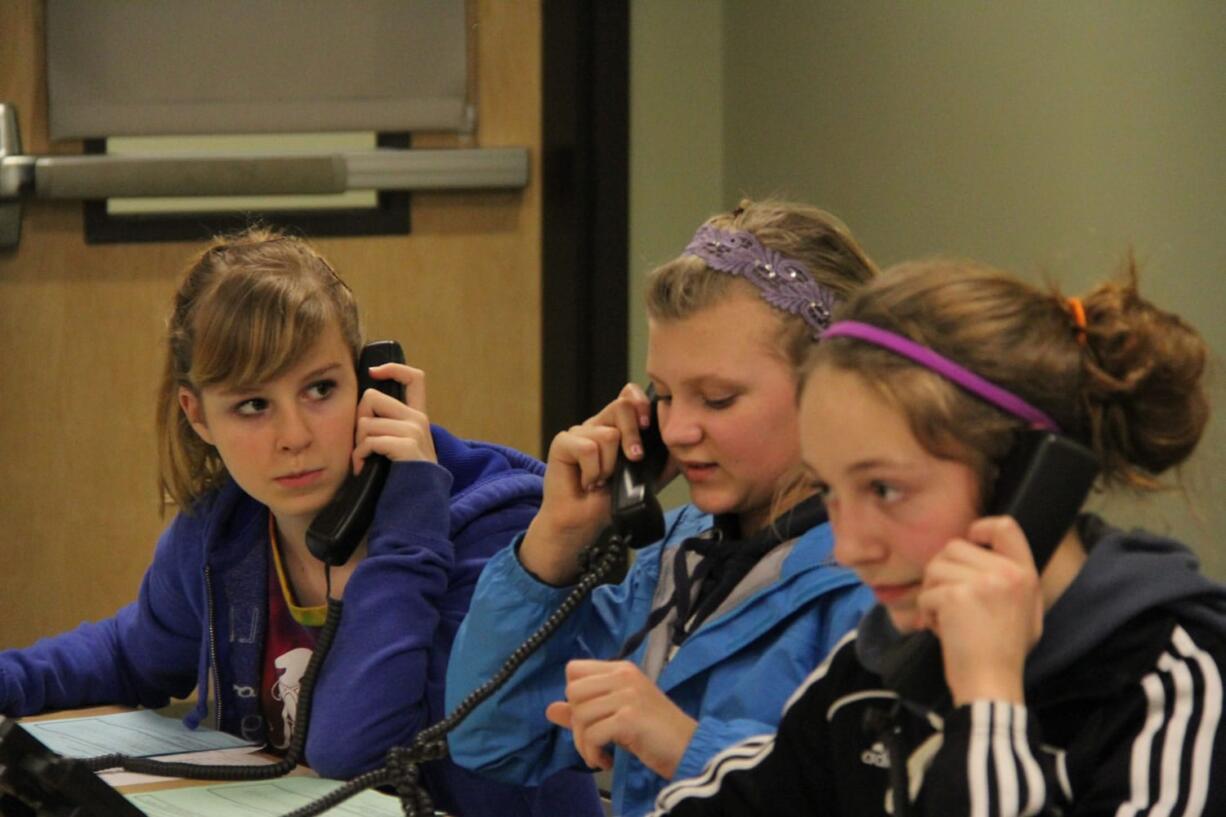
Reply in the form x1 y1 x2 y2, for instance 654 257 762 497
645 372 743 391
300 361 345 381
846 457 916 476
802 457 915 480
219 361 345 396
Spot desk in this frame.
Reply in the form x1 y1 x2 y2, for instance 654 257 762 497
24 705 302 794
13 708 427 815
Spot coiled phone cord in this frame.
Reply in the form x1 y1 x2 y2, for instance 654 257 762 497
81 583 343 781
79 534 625 816
278 532 630 817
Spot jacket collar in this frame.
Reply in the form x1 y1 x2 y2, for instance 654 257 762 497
652 520 861 690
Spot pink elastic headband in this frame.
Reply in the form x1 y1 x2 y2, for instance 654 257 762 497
822 320 1061 432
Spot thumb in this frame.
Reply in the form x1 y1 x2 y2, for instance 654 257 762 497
545 701 573 730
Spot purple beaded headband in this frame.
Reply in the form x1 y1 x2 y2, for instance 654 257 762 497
822 320 1061 432
682 224 839 339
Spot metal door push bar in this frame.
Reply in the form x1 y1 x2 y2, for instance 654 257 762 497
0 103 529 247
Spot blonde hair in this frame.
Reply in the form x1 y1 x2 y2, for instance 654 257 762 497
647 199 878 523
646 198 878 372
156 228 362 512
804 257 1209 497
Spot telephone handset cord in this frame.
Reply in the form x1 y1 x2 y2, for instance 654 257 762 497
82 531 629 817
277 531 631 817
82 570 342 781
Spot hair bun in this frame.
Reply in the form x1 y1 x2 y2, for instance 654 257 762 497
1081 263 1208 488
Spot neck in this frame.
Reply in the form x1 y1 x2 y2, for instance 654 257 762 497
272 511 366 605
1039 527 1088 611
737 484 815 538
274 513 312 559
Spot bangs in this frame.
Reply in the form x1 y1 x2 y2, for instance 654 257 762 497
189 271 344 390
646 255 740 320
814 342 1015 500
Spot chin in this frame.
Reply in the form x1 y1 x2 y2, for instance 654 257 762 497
272 489 335 520
687 489 740 518
886 607 925 635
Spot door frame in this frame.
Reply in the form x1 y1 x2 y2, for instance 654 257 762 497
541 0 629 443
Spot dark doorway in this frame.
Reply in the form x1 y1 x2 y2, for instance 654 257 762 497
541 0 630 444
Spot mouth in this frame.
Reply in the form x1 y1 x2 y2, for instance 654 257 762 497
680 461 718 482
868 582 918 605
274 468 325 489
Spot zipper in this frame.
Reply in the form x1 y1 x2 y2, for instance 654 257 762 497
203 564 223 730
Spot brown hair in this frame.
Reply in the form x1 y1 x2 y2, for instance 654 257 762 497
645 198 878 372
155 228 363 512
804 257 1209 497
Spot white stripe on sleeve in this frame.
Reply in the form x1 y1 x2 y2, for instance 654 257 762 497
1116 624 1222 817
969 700 992 817
994 701 1021 816
1171 625 1222 817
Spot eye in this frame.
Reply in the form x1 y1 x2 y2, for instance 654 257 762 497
305 379 337 401
869 480 901 503
234 397 268 417
702 394 736 410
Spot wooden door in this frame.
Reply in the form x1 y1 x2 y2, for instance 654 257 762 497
0 1 543 649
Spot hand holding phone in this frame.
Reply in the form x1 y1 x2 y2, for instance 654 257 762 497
520 385 671 584
920 515 1050 703
878 431 1099 705
307 341 406 567
608 386 668 547
352 359 435 470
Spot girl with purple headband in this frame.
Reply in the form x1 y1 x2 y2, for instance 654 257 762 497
447 199 878 816
652 258 1226 816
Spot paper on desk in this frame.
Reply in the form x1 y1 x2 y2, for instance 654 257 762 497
128 777 404 816
23 709 256 758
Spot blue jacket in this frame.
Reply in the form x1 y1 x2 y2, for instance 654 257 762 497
446 503 874 817
0 426 600 817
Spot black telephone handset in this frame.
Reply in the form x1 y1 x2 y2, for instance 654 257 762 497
306 340 407 567
878 430 1100 704
608 388 670 548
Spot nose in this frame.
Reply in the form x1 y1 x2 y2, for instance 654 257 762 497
829 499 884 569
658 398 702 449
276 404 313 453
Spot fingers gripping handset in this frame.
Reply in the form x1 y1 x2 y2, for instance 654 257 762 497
307 340 407 567
608 387 669 548
986 432 1100 571
880 431 1100 702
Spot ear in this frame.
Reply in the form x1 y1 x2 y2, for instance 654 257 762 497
178 386 215 446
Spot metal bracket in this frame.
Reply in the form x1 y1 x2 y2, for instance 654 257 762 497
0 103 530 248
0 104 26 247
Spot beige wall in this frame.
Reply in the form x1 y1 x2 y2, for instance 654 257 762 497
631 1 1224 575
0 0 544 648
629 1 726 379
629 1 727 510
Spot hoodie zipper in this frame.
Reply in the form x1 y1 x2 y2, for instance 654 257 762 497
203 564 223 730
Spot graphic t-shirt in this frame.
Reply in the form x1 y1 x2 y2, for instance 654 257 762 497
260 515 324 752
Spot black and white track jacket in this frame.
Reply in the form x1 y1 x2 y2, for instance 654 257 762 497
650 517 1226 817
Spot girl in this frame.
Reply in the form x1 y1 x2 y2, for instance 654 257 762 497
652 258 1226 816
446 200 879 816
0 229 600 817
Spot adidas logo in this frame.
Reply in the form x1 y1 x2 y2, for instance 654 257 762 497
861 741 890 769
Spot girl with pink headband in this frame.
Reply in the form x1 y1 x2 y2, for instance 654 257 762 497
447 199 878 816
652 258 1226 817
